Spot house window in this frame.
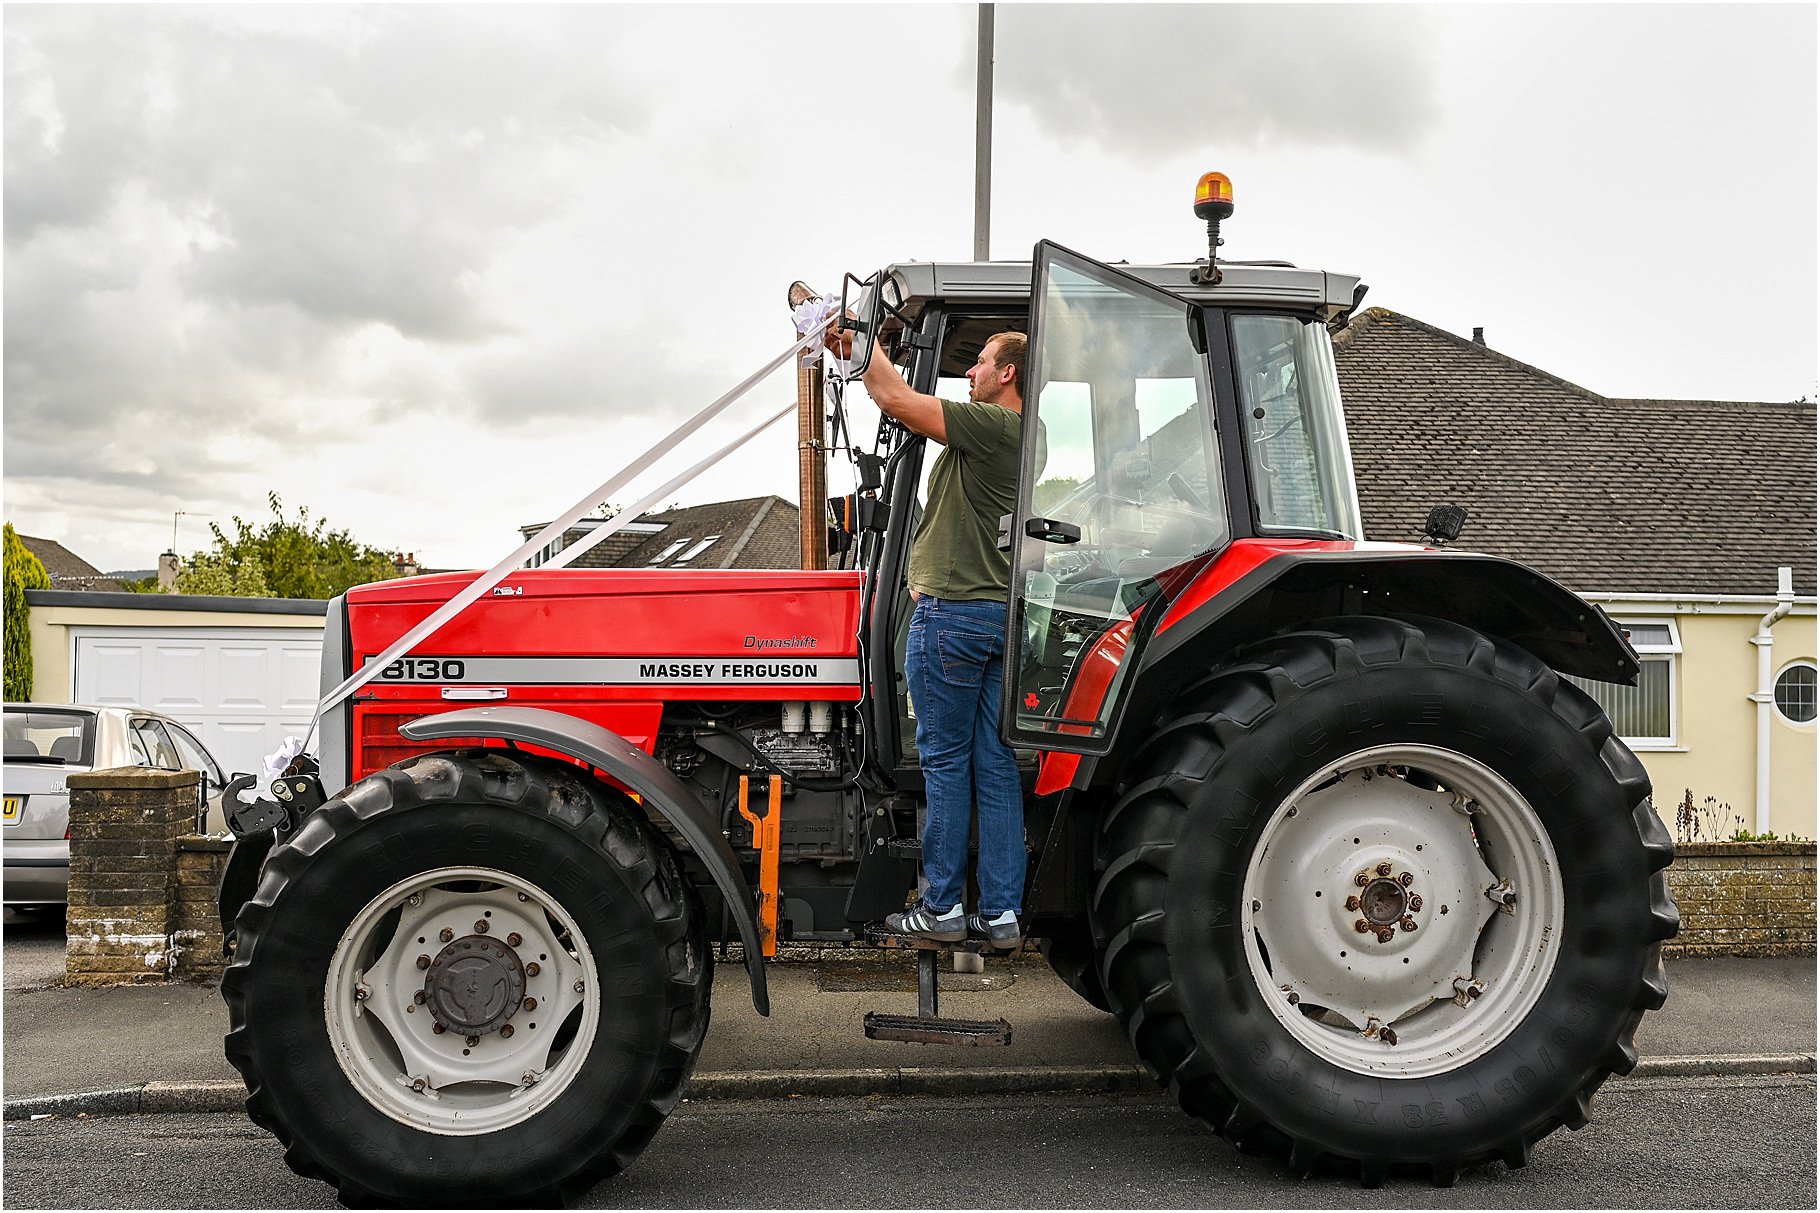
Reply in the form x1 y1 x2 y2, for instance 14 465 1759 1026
648 539 691 565
1565 618 1679 748
673 536 721 564
1774 661 1817 725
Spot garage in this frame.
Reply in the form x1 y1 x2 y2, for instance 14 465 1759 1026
24 589 329 782
71 626 323 778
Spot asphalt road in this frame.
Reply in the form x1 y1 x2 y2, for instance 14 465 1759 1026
2 1076 1813 1209
2 907 66 991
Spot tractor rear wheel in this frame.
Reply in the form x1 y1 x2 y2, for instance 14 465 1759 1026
1038 934 1113 1013
222 751 710 1206
1093 616 1676 1185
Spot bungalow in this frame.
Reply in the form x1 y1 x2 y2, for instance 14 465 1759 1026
1332 308 1815 840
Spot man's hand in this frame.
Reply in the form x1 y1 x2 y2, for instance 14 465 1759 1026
825 319 855 361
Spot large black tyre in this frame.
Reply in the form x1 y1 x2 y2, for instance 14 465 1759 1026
223 750 711 1207
1093 616 1676 1186
1038 934 1113 1013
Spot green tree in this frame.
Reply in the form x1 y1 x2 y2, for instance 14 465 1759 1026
4 523 51 701
174 494 397 599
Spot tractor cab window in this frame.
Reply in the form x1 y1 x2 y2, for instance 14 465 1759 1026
1231 314 1363 538
1005 245 1228 753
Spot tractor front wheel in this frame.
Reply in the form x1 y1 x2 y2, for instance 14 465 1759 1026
1094 616 1676 1185
222 751 710 1206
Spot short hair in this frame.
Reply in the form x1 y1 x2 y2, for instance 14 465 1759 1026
985 331 1027 394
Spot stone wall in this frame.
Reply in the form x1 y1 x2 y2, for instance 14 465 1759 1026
1665 842 1816 957
174 836 232 981
65 767 198 985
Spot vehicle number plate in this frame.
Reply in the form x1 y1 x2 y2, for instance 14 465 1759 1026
2 795 21 825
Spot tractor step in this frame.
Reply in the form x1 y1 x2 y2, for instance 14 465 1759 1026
865 926 1019 955
863 1010 1012 1046
859 927 1016 1046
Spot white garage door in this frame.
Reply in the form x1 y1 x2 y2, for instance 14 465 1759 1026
72 627 324 778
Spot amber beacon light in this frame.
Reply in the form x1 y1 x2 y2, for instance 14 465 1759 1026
1189 172 1234 284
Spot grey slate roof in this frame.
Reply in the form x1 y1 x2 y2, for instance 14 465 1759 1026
1332 309 1816 597
526 496 804 570
16 535 124 592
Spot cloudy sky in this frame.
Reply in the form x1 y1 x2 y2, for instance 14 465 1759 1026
5 2 1814 575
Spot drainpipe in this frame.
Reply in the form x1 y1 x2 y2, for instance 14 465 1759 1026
1749 566 1795 834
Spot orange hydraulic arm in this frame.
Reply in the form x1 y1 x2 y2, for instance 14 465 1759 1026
736 775 782 957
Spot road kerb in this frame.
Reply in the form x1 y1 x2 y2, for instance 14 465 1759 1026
5 1054 1813 1121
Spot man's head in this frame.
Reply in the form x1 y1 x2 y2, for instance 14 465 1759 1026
967 331 1026 409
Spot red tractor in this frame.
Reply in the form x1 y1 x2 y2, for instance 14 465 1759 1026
217 184 1676 1204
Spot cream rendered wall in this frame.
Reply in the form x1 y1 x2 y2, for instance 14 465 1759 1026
25 600 324 704
1590 596 1817 843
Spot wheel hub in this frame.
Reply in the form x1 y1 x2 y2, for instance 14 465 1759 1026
425 935 525 1035
1242 746 1564 1078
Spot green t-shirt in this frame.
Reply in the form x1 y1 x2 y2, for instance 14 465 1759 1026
906 399 1023 602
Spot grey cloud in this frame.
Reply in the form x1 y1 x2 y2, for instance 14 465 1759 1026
464 320 739 429
996 5 1443 158
5 7 654 339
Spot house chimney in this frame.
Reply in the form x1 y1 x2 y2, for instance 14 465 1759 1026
1472 326 1486 346
157 551 179 589
394 552 420 578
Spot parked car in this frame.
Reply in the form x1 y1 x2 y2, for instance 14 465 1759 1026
3 704 230 908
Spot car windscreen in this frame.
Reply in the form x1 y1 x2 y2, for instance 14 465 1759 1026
3 708 97 766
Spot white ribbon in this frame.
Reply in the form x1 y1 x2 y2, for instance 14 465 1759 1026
308 313 837 740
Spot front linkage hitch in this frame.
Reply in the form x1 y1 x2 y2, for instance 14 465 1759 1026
217 754 326 956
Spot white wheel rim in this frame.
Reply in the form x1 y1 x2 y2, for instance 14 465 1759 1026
1240 744 1563 1079
325 866 599 1135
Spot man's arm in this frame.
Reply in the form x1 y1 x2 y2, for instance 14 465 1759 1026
831 323 947 443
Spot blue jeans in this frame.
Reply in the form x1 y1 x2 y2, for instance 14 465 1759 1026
905 596 1025 917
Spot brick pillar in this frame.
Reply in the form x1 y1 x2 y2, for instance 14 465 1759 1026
65 767 198 985
174 836 233 980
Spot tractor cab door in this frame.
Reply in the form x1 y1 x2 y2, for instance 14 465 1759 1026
1002 242 1231 756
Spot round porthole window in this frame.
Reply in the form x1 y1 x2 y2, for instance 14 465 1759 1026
1773 661 1817 725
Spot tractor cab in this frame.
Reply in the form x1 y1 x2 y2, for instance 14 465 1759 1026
841 222 1366 774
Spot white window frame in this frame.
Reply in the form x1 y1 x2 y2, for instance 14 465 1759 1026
1773 659 1818 728
648 538 691 565
1569 617 1680 750
1619 617 1680 749
673 535 722 565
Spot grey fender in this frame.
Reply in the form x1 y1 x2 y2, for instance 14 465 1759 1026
399 705 769 1015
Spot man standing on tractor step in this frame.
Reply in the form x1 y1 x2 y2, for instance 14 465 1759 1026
830 323 1029 949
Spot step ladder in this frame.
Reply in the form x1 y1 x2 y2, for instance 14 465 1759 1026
861 927 1014 1047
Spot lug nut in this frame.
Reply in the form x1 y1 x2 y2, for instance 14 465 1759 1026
411 1078 426 1092
573 981 585 994
1400 915 1419 932
525 962 541 977
1287 992 1300 1005
1374 925 1395 943
474 920 489 934
1354 919 1372 934
406 1005 415 1013
518 892 529 902
1381 1027 1398 1045
1345 896 1361 912
416 954 431 970
507 932 523 947
500 1024 515 1039
414 991 426 1004
1354 871 1371 888
433 1023 446 1035
439 928 454 943
466 1035 480 1047
1376 861 1393 877
523 996 538 1011
1398 871 1414 887
1408 894 1424 912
